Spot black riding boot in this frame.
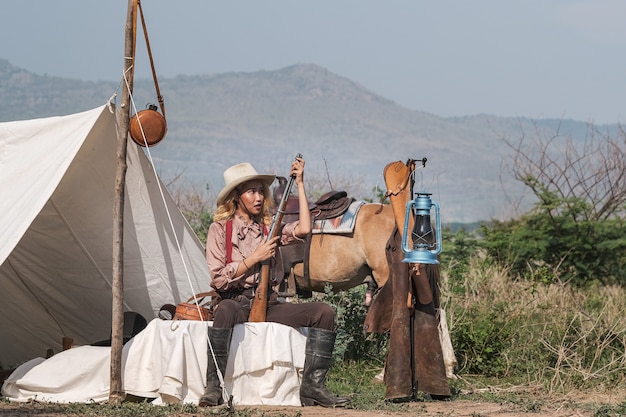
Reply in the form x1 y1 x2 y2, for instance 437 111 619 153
300 328 351 407
199 327 232 407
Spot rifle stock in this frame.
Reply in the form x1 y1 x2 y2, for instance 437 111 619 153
248 153 302 322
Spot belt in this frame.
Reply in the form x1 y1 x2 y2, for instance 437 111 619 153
217 288 255 300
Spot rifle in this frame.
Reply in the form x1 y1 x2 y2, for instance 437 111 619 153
248 153 302 322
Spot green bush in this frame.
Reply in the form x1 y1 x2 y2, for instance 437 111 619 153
452 303 513 376
479 191 626 287
321 284 388 364
440 226 481 293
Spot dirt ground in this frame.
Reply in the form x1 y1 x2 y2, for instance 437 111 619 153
221 389 622 417
0 402 604 417
246 400 595 417
1 391 623 417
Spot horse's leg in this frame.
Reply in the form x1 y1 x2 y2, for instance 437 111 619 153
364 275 377 307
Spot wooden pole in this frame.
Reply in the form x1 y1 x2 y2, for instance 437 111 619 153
110 0 137 405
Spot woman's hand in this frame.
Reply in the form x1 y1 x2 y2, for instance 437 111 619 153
249 236 280 264
290 157 305 186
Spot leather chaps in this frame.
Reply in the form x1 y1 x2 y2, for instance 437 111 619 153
363 227 450 400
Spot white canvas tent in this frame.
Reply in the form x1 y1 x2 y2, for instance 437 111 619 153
0 105 212 370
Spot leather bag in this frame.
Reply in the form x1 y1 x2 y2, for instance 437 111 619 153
173 292 216 321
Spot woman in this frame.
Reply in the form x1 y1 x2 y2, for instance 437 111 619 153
200 157 350 408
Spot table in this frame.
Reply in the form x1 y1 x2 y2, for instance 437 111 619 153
2 319 307 406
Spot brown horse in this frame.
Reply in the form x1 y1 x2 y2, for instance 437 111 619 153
273 178 396 301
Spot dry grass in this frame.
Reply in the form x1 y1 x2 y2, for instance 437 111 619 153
441 256 626 396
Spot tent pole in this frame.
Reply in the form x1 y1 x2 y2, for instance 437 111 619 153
110 0 137 405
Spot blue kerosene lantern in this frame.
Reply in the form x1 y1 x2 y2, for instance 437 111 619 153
401 192 442 264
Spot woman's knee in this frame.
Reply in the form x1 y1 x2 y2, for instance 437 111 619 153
315 302 336 330
212 299 241 328
319 302 335 319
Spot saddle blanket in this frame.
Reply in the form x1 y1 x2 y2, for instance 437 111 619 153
312 200 365 234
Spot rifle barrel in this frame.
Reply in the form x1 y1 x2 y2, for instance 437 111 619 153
267 153 302 240
249 153 302 322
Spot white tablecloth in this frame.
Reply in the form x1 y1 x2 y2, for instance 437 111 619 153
2 319 307 406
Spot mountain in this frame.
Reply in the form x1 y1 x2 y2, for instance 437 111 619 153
0 59 606 222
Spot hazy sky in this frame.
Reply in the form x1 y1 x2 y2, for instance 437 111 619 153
2 0 626 124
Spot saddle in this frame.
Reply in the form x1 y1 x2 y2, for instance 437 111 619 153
281 190 354 223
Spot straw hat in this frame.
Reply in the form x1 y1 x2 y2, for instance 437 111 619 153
216 162 276 205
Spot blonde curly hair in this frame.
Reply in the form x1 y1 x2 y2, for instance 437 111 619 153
214 181 274 225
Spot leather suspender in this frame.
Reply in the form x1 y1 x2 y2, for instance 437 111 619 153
225 219 268 264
